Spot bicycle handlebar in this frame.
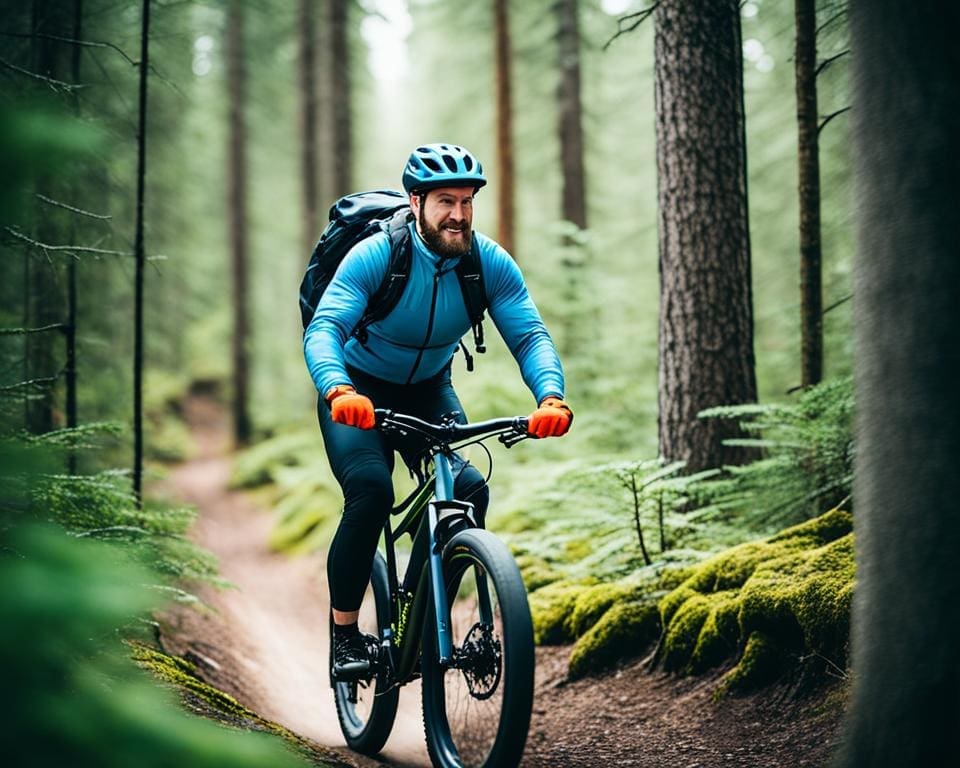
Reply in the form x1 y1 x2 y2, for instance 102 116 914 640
374 408 530 447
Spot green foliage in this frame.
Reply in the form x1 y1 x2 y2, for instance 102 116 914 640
1 521 315 768
229 427 343 552
685 376 855 529
1 421 225 598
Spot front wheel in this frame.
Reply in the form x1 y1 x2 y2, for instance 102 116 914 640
421 528 535 768
331 551 399 755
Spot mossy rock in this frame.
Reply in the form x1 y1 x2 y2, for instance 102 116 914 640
656 509 854 690
568 599 660 679
528 580 590 645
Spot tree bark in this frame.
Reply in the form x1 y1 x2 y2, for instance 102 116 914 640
25 0 69 436
132 0 151 501
834 3 960 765
327 0 352 200
654 0 757 473
557 0 587 233
298 0 319 257
796 0 823 388
226 0 251 446
66 0 82 473
493 0 516 256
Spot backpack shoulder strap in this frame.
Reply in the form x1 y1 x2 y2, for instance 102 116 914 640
351 209 413 346
455 237 488 367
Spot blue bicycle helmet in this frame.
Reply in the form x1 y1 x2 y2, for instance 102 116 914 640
402 143 487 194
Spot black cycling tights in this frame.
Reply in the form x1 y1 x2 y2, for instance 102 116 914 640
318 363 489 613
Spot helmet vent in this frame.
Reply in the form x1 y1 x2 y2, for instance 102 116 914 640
463 156 474 171
423 158 442 173
441 154 458 172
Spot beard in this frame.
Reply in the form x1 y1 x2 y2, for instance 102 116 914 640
418 206 473 258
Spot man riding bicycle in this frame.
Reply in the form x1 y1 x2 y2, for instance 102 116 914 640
303 143 573 680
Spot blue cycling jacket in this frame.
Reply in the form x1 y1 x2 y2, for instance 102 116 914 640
303 222 565 405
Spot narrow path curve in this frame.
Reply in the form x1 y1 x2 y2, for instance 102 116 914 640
153 396 428 768
153 395 847 768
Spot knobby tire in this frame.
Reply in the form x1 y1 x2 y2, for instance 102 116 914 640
331 552 399 755
421 528 535 768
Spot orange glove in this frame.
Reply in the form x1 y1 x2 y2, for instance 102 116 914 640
326 385 376 430
527 397 573 438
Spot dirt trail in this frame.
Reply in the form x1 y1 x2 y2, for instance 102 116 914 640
154 396 848 768
154 397 427 768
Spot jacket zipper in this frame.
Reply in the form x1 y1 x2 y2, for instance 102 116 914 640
405 266 442 385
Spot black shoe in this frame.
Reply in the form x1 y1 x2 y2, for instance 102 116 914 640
331 630 376 681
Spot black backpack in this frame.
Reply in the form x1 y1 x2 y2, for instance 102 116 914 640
298 189 488 369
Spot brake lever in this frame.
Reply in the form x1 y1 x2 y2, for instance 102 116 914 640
499 431 532 448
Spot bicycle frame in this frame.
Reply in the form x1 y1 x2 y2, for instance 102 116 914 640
373 410 528 686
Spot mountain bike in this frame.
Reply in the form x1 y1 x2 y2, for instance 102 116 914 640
330 408 535 768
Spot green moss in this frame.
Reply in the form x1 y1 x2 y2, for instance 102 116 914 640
716 631 786 696
738 533 854 660
568 599 659 679
564 582 635 639
660 592 712 672
655 509 854 692
515 553 564 593
689 590 741 673
129 642 340 765
528 580 589 645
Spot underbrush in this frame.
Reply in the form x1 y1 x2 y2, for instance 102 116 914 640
510 376 855 692
234 377 856 696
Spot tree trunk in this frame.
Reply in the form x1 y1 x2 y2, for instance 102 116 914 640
834 3 960 766
654 0 757 473
493 0 516 256
25 0 68 436
557 0 586 233
67 0 83 473
795 0 823 389
326 0 352 200
226 0 251 446
298 0 319 257
132 0 151 502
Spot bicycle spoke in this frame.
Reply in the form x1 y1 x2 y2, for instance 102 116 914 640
442 564 507 764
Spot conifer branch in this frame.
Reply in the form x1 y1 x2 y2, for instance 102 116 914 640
603 4 659 51
0 30 137 65
0 55 82 91
0 369 66 392
823 293 852 314
0 323 69 336
3 226 132 258
35 193 112 220
818 107 851 136
816 49 850 76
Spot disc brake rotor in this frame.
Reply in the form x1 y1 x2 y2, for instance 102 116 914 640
453 622 502 700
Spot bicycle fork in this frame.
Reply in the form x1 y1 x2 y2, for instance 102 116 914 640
428 451 490 667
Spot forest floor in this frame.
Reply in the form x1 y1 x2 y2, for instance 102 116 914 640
151 395 850 768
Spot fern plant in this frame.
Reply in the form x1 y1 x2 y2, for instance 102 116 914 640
683 375 855 529
2 424 225 597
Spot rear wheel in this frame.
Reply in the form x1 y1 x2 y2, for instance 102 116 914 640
421 529 534 768
332 551 399 755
